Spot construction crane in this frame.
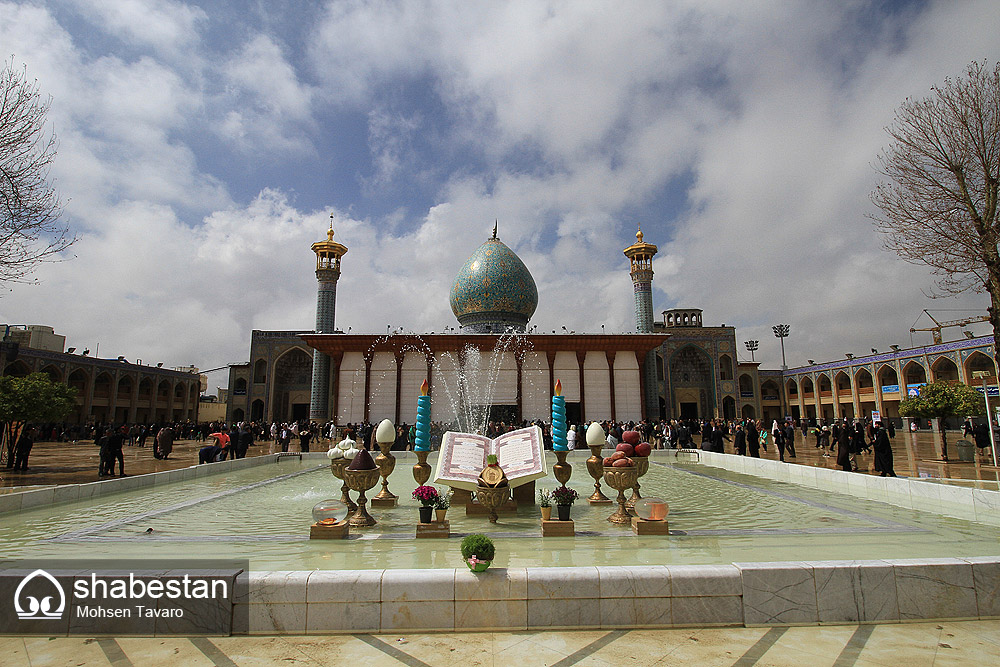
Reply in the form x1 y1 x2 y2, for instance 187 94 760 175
909 309 989 345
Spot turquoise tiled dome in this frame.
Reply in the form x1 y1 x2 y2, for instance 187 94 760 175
450 237 538 333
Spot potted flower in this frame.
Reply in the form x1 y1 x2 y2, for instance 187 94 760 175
551 485 579 521
434 492 451 522
412 485 439 523
538 489 552 521
460 533 495 572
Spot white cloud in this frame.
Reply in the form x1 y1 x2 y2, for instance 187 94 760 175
63 0 207 55
3 0 1000 393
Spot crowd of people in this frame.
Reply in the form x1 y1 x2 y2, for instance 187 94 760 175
7 411 944 481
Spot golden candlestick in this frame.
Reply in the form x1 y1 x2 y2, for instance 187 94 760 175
413 450 431 485
586 444 611 503
625 456 649 513
603 466 639 525
343 468 381 527
329 459 357 512
553 450 572 485
372 439 398 504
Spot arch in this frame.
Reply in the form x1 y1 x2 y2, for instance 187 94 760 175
253 359 267 384
94 372 113 398
250 399 264 421
117 375 133 396
855 368 874 389
138 377 153 399
801 377 814 394
722 395 736 420
818 374 832 393
964 351 995 382
760 379 780 399
669 345 715 419
233 377 248 393
718 354 734 381
3 360 30 377
68 369 87 395
173 382 185 399
903 361 927 386
786 378 798 397
272 347 313 422
157 379 170 400
39 364 62 382
232 408 245 422
931 356 959 382
741 404 756 419
738 374 754 395
834 371 852 393
877 365 899 388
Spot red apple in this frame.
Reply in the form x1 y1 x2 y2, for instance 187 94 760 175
612 458 630 467
602 457 615 467
616 442 634 457
611 450 625 461
622 430 641 445
634 442 652 457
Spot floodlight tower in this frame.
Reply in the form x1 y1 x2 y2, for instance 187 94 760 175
624 226 659 418
309 215 348 421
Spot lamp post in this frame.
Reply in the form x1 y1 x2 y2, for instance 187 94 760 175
772 324 790 370
744 340 759 362
773 324 790 421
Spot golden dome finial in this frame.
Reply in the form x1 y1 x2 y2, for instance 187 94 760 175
636 225 643 243
327 213 335 241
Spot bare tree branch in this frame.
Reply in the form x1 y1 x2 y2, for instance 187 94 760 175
0 57 73 284
871 60 1000 350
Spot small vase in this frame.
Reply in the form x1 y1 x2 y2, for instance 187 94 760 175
435 508 447 523
418 505 433 523
557 504 571 521
540 506 552 521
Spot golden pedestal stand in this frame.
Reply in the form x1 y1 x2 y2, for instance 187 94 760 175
625 456 649 513
553 450 572 485
343 468 381 527
329 460 357 512
603 466 639 525
371 440 398 508
412 450 431 485
476 486 510 523
586 444 612 504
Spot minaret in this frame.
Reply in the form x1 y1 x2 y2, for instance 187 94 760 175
623 227 657 332
623 227 659 419
309 215 348 421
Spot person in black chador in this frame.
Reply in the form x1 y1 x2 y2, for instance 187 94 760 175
836 420 853 472
872 422 896 477
13 428 35 471
733 424 747 456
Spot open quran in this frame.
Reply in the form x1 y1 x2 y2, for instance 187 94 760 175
433 425 547 491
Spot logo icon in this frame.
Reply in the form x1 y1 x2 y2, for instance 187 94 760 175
14 569 66 620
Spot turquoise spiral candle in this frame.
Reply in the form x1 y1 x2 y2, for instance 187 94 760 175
551 379 568 451
414 379 431 452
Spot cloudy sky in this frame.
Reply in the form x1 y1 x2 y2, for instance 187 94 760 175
2 0 999 391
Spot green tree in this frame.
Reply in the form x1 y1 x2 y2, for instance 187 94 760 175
0 372 76 466
897 380 984 461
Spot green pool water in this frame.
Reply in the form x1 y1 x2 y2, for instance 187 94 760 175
0 454 997 570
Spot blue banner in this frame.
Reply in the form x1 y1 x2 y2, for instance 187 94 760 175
881 384 899 393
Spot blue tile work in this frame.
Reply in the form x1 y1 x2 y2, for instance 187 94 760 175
784 337 995 380
450 237 538 332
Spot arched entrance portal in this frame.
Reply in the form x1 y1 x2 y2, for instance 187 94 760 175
272 348 313 423
669 346 715 419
